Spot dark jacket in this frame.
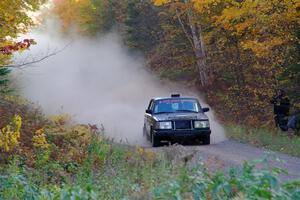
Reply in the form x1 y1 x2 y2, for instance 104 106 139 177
270 95 290 116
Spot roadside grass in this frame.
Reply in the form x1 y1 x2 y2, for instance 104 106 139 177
225 124 300 157
0 133 300 200
1 96 300 199
0 139 175 199
1 139 300 200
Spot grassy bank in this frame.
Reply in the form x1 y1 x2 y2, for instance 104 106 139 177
225 125 300 157
1 140 300 200
0 96 299 199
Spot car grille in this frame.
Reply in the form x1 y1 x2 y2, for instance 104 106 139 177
174 120 192 130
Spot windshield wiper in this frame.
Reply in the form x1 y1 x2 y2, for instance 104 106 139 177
155 112 173 114
175 110 198 113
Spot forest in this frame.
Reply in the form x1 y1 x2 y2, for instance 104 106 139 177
51 0 300 127
0 0 300 199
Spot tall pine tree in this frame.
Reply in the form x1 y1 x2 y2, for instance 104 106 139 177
0 68 11 94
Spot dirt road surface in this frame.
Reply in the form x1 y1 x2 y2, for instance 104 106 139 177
146 140 300 181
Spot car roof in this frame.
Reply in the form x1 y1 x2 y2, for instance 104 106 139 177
153 97 198 101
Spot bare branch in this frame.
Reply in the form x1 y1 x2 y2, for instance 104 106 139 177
0 41 72 69
175 9 195 50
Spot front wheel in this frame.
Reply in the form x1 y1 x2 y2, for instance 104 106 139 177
202 136 210 145
151 133 160 147
143 125 150 141
143 125 146 137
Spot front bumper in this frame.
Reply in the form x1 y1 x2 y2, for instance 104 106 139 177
153 128 211 140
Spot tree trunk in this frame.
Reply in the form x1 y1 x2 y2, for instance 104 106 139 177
186 9 208 86
234 37 245 88
190 23 208 86
176 0 208 86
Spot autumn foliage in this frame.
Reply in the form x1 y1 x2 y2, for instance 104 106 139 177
149 0 300 126
0 115 22 153
51 0 300 127
0 39 36 55
0 1 300 197
0 0 45 93
0 95 98 166
0 0 45 54
53 0 119 34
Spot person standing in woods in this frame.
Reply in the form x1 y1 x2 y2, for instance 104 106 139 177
270 89 291 131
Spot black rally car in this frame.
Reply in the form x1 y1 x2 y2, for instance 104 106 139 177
143 94 211 147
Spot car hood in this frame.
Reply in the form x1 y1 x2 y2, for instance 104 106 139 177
153 112 208 121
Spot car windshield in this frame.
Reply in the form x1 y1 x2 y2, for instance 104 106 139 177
153 99 200 114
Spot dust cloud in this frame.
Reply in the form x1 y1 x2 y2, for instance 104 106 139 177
13 19 226 146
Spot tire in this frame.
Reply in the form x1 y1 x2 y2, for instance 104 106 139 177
202 136 210 145
143 125 146 137
143 125 151 141
151 132 160 147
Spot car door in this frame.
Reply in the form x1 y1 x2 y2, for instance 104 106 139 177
145 99 154 136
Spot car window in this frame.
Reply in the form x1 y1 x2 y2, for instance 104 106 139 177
148 100 154 110
154 99 200 114
172 103 179 110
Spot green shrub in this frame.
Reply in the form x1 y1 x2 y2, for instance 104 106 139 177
1 149 300 200
152 159 300 200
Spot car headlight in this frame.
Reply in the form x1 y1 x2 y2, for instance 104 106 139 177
157 121 172 129
194 120 210 128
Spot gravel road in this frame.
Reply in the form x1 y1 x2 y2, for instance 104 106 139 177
147 140 300 181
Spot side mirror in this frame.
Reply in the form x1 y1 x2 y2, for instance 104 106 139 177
146 109 153 114
202 107 210 113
